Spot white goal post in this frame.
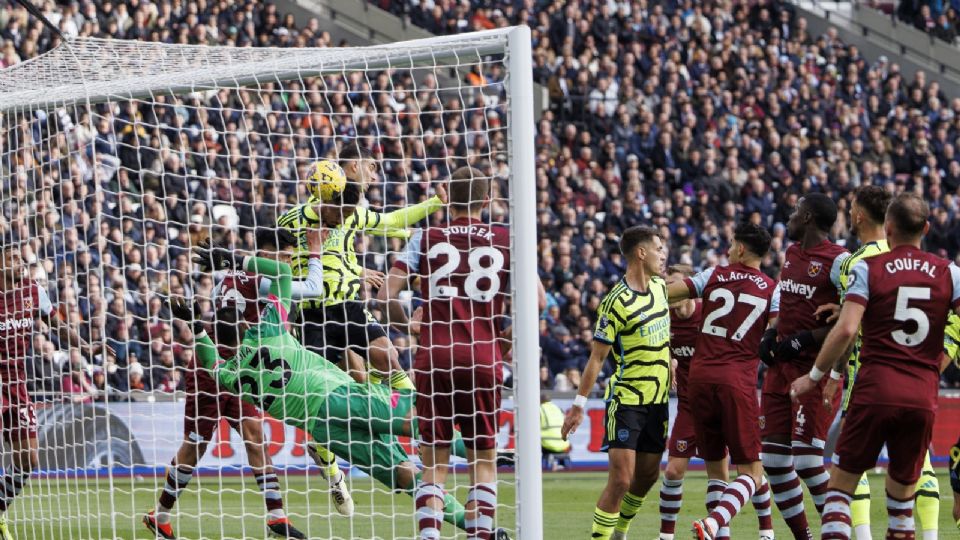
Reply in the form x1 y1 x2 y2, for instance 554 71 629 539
0 25 541 539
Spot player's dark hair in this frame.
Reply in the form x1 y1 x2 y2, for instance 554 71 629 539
619 225 659 260
335 181 362 207
255 229 298 251
854 185 893 225
734 222 772 258
338 142 373 162
886 192 929 237
802 193 839 232
666 264 695 277
214 306 242 349
448 166 489 211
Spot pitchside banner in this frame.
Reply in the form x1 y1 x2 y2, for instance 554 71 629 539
28 396 960 474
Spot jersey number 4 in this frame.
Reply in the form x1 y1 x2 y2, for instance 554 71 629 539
428 242 504 302
702 289 768 341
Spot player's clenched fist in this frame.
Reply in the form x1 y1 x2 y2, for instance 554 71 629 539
561 404 584 441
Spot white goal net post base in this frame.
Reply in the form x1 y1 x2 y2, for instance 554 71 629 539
0 25 541 540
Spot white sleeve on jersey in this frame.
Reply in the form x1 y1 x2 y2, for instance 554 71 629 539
829 252 850 289
844 260 870 302
687 266 716 298
769 282 781 315
260 257 325 300
395 229 423 273
949 263 960 306
37 283 53 316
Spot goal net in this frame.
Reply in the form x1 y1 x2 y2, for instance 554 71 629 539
0 26 540 540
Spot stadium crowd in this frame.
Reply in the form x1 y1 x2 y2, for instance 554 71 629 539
2 0 960 399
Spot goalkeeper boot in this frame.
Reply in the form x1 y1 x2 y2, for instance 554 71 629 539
0 516 12 540
494 527 513 540
310 444 354 517
266 517 306 539
142 511 175 539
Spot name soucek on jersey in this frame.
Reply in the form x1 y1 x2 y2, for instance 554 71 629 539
777 240 849 367
594 277 672 406
683 263 781 390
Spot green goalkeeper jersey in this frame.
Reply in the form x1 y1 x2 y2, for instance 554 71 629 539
195 256 353 430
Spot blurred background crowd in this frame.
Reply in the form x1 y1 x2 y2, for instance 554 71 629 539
1 0 960 401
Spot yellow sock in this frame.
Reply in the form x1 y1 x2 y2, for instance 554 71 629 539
591 507 618 540
614 492 644 534
313 445 340 477
914 451 939 533
389 371 415 390
851 472 872 529
368 371 384 385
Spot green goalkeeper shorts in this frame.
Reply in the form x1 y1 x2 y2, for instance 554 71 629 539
311 384 415 489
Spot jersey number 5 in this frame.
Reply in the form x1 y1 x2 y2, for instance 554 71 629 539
702 289 768 341
427 242 504 302
892 286 930 347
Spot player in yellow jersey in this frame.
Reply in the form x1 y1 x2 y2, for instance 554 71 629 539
561 225 670 540
945 313 960 532
278 143 446 389
818 186 939 540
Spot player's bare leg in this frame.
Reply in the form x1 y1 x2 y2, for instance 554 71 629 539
237 418 305 539
339 349 367 384
365 336 415 390
145 437 206 539
0 436 38 540
417 444 452 540
607 451 658 540
588 448 638 540
693 461 764 540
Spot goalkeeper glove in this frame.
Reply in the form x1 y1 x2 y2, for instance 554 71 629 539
169 297 204 335
759 328 778 366
192 239 239 272
774 330 816 362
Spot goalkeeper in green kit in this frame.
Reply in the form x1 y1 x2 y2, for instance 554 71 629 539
176 242 471 532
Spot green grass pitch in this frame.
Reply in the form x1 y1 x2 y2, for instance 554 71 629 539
6 470 957 539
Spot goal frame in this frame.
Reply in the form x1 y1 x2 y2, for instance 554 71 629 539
0 25 543 539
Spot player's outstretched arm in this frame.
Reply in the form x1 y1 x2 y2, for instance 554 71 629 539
244 257 293 311
561 340 612 441
359 184 447 234
665 279 691 302
169 297 239 391
790 300 864 403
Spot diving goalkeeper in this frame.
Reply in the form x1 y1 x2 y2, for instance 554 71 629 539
177 245 486 535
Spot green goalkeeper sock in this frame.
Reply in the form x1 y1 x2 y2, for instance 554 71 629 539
614 492 644 534
451 431 467 460
443 492 467 530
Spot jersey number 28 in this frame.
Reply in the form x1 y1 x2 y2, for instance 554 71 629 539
428 243 504 302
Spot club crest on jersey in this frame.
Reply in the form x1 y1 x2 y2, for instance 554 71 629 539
676 440 688 452
807 261 823 278
22 296 32 310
